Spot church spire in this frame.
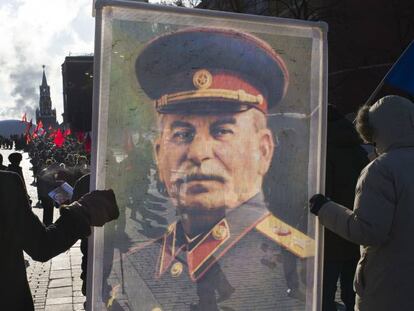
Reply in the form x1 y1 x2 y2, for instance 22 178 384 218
41 65 47 86
36 65 57 128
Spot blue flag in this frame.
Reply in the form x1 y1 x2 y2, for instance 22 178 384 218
384 41 414 96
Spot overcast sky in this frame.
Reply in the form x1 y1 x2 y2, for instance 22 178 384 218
0 0 188 123
0 0 97 123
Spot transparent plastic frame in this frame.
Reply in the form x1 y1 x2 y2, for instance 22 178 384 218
89 1 327 310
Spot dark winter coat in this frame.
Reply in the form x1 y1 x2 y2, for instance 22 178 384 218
324 112 369 261
0 171 91 311
7 163 25 184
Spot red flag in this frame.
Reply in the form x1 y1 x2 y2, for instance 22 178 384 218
33 121 41 135
38 120 43 129
25 133 32 144
53 128 65 147
76 131 85 142
48 128 57 138
48 125 52 131
84 134 91 153
63 128 71 137
24 119 33 136
21 113 27 123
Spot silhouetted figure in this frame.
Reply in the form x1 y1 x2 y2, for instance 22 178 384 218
37 165 59 226
7 152 25 184
71 173 91 298
0 154 7 170
322 105 369 311
41 197 55 226
0 170 119 311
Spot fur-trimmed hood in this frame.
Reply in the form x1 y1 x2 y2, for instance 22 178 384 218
369 95 414 154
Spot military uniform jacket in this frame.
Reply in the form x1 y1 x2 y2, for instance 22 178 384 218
112 194 309 311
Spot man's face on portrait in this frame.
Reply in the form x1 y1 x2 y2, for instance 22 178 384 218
54 192 68 205
155 108 274 212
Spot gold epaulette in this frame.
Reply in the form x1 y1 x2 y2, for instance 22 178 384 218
255 214 315 258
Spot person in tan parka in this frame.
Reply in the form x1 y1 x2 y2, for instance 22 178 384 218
310 95 414 311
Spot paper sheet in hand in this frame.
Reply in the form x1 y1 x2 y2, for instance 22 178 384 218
48 182 73 205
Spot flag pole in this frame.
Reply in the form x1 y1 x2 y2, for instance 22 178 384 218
365 41 414 106
365 80 385 106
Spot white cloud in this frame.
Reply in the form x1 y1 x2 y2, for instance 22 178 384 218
0 0 94 122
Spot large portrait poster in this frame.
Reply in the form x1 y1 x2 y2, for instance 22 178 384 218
90 1 327 310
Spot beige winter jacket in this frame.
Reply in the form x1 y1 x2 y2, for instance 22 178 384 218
318 96 414 311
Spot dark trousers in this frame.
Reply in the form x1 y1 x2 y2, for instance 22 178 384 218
323 259 357 311
41 196 54 226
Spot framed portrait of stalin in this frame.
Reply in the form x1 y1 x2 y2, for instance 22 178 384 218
90 1 327 310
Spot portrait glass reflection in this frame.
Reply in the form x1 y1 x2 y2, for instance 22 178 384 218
95 5 325 311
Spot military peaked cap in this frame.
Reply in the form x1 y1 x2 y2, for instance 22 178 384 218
135 27 289 114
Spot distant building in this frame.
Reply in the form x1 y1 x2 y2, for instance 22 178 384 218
61 55 93 132
36 65 58 129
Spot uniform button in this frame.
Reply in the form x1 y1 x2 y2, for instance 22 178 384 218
170 262 183 277
212 224 227 240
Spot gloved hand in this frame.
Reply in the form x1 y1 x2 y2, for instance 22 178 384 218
309 194 330 215
75 190 119 226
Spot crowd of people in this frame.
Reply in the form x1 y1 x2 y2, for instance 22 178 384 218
27 132 90 180
0 129 119 311
0 130 92 224
28 133 91 226
0 134 26 150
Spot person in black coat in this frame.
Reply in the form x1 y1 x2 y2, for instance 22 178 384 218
7 152 25 183
0 153 7 170
0 170 119 311
322 105 370 311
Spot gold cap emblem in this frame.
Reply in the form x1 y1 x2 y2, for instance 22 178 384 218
170 262 183 277
151 307 163 311
193 69 213 89
212 224 228 241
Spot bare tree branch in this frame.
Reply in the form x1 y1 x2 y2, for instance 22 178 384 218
277 0 299 18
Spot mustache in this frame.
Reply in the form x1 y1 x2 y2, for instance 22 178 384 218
175 173 226 185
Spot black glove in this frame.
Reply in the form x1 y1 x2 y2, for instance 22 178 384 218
309 194 330 215
76 190 119 226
